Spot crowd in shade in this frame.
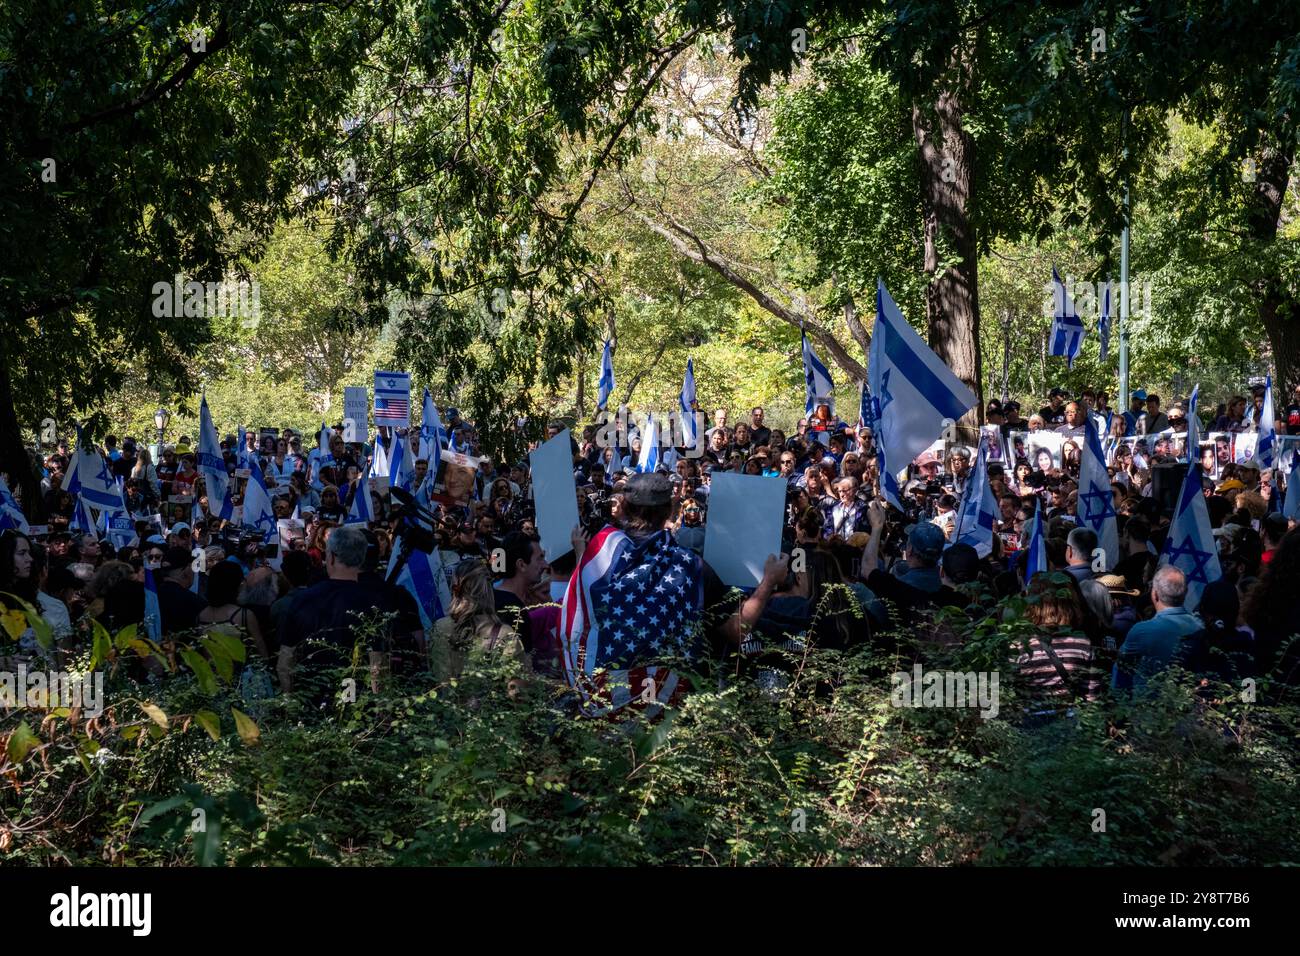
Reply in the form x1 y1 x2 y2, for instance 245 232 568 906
2 367 1300 722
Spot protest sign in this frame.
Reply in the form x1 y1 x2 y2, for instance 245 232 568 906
529 429 581 562
427 449 478 506
703 472 785 588
344 386 369 440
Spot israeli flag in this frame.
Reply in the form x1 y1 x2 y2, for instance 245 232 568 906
242 465 278 542
418 389 443 476
1098 281 1112 364
1159 456 1223 611
1049 267 1086 368
62 424 123 511
0 475 29 533
1024 504 1048 581
309 422 332 489
345 455 374 525
1258 375 1276 469
104 477 138 549
802 327 834 417
371 431 390 479
1077 415 1119 570
197 394 229 515
635 414 661 474
857 380 874 434
69 493 98 539
1186 384 1201 464
869 280 977 509
143 566 162 642
596 339 615 412
391 545 453 630
679 358 698 450
950 436 997 557
389 429 416 492
237 425 251 469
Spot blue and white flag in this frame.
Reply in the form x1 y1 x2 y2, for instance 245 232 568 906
69 493 98 540
391 545 452 631
1159 457 1223 611
635 414 661 474
1186 383 1201 464
802 327 834 417
374 370 412 427
1024 504 1048 581
309 422 332 490
1049 267 1086 368
103 477 137 549
418 389 444 476
596 339 615 412
389 430 415 492
197 394 229 515
869 281 978 509
62 424 122 511
0 475 29 533
371 431 390 479
1077 415 1119 570
345 455 374 525
143 566 162 642
242 465 278 542
857 380 874 435
236 425 251 469
1098 280 1112 364
950 436 997 557
679 358 698 450
1258 375 1276 469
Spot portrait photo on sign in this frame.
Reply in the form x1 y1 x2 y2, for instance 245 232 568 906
1199 441 1220 480
1233 432 1258 465
428 449 479 506
1025 431 1064 471
1007 430 1029 465
981 424 1005 461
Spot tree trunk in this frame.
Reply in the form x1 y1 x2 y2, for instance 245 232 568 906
1246 144 1299 392
912 59 983 425
0 338 45 521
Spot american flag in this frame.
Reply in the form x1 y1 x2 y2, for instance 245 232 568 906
374 370 411 426
561 526 703 718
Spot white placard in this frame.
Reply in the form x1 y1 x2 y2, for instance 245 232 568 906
344 386 369 438
529 429 580 562
703 472 786 588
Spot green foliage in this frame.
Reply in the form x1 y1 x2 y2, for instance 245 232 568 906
4 604 1297 866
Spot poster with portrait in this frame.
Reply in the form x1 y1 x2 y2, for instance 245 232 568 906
1025 431 1064 472
1198 441 1220 480
1006 430 1030 466
1233 432 1258 465
427 449 479 507
1209 432 1232 472
980 425 1005 462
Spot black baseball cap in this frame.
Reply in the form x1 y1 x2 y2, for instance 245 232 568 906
623 472 673 507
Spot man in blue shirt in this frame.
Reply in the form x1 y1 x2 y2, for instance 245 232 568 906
1113 566 1202 692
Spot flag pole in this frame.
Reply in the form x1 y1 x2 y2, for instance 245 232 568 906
1118 109 1131 409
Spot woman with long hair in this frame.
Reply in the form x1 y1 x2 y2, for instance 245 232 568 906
1015 575 1104 713
1242 527 1300 686
0 532 73 658
198 560 269 659
132 446 161 500
430 557 526 680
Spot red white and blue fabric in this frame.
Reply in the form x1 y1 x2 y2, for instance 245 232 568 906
561 526 703 718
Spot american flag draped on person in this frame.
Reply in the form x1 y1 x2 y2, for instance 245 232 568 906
561 524 704 718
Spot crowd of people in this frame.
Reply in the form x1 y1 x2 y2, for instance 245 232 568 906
2 378 1299 721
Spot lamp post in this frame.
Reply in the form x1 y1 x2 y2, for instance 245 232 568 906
154 407 170 459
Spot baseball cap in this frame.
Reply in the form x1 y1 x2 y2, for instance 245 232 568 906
1131 389 1148 401
915 451 941 468
169 522 191 535
905 521 946 560
941 543 981 583
144 534 167 546
1216 478 1244 492
623 472 673 507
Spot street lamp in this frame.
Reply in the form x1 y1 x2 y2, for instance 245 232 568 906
154 407 170 457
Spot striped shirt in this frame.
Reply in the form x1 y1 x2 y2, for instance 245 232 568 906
1016 630 1103 704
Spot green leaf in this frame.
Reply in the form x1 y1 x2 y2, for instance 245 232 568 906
203 628 247 664
113 623 139 650
5 721 39 763
199 636 235 683
231 708 260 746
194 710 221 742
179 647 219 695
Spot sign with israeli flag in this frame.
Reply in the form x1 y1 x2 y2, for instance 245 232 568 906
869 280 977 509
373 370 411 428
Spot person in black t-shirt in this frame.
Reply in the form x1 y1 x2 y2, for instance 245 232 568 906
277 525 399 693
1285 383 1300 436
1038 388 1069 427
748 407 772 448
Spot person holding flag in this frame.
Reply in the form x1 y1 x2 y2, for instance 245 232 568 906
802 325 834 418
1075 415 1119 571
679 358 699 451
950 436 997 557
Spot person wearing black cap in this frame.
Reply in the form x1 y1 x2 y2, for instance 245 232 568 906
563 471 787 714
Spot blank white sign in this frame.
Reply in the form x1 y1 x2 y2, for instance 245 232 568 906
529 429 580 563
703 472 786 588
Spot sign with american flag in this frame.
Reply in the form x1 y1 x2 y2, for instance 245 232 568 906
561 526 703 718
373 370 411 427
